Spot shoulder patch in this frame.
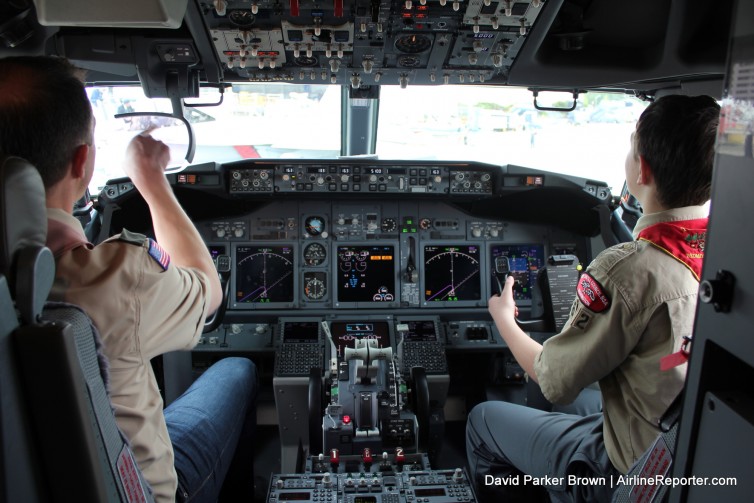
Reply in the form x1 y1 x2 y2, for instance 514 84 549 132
570 307 593 331
117 229 148 246
147 239 171 271
577 273 611 313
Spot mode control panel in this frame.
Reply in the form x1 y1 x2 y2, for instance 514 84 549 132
274 164 452 194
225 163 501 196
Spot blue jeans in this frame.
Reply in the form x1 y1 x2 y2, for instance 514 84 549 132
165 357 258 503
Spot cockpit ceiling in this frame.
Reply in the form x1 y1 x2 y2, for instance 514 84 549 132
0 0 733 96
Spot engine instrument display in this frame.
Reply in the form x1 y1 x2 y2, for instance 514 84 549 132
337 245 395 303
490 244 545 301
423 245 481 303
330 321 390 360
235 245 295 304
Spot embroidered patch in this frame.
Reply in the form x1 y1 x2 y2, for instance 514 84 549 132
147 238 170 271
571 307 593 330
576 273 610 313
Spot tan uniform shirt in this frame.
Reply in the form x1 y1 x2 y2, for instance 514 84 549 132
46 208 211 503
534 206 707 474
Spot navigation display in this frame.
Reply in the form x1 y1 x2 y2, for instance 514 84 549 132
235 245 294 303
423 245 481 302
330 322 390 360
490 244 545 301
337 245 395 303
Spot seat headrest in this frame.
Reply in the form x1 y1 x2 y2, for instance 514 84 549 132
0 156 48 279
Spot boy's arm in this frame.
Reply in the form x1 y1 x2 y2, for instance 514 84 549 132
489 276 544 382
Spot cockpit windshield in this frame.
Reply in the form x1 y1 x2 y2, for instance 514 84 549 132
87 84 646 195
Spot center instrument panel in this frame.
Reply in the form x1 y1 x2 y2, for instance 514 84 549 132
196 198 587 314
152 160 599 351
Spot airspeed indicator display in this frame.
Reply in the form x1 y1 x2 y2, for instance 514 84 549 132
424 245 481 302
236 246 294 303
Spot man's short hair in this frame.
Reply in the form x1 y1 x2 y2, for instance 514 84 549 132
635 94 720 208
0 56 93 188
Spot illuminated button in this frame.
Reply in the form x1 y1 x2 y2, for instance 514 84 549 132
342 415 351 424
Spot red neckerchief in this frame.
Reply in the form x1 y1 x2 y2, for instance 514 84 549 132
637 217 708 281
47 217 93 259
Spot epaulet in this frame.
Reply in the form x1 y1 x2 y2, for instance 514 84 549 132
115 229 148 246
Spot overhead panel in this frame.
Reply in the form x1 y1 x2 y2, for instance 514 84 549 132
204 0 546 87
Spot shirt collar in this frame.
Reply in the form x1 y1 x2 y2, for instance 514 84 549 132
47 207 89 240
46 207 92 258
632 205 709 239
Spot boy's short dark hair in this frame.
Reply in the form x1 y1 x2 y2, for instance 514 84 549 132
0 56 93 189
635 94 720 208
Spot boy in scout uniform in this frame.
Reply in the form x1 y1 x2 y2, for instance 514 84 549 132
0 56 258 502
466 95 720 502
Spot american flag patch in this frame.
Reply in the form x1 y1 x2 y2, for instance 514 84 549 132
147 239 170 271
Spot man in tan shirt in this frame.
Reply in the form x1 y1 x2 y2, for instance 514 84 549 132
0 56 258 502
466 95 720 502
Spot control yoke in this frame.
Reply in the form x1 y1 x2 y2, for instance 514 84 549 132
492 256 549 332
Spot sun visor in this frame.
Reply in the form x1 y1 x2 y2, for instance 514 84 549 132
33 0 187 29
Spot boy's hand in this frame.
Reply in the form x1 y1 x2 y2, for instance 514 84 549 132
489 275 519 321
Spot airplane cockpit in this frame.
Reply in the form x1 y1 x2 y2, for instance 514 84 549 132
1 0 752 502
